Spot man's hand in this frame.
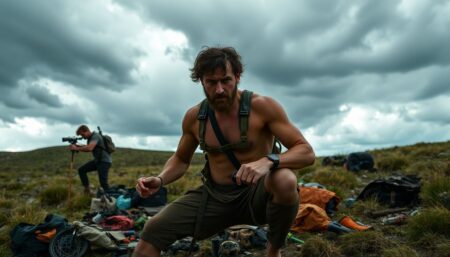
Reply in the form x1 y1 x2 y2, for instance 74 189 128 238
69 144 79 151
136 177 162 198
235 157 273 185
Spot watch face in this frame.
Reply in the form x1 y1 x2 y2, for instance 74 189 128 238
268 154 279 170
268 154 279 162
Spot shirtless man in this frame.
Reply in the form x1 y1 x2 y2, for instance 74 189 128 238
133 47 315 257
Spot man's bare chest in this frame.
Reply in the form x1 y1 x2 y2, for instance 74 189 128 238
201 114 268 151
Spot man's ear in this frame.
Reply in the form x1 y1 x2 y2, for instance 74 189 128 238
235 73 241 83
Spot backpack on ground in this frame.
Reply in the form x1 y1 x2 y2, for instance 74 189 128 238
97 126 116 153
346 152 375 172
357 175 421 207
10 214 69 256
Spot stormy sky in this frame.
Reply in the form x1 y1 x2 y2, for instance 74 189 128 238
1 0 449 156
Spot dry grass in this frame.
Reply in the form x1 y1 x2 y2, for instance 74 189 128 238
299 235 342 257
39 185 70 206
435 242 450 257
381 245 420 257
310 168 358 190
1 141 450 256
338 231 394 257
420 175 450 208
376 154 409 171
406 207 450 242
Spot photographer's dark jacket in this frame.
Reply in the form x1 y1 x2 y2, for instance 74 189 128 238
88 132 112 163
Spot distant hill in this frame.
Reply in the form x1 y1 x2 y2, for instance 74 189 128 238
0 146 206 173
1 140 449 173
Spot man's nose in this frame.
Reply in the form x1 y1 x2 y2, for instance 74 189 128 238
215 82 224 94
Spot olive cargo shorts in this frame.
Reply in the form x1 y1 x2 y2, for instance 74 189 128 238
140 173 298 250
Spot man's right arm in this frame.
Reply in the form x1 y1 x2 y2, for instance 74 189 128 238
136 107 199 197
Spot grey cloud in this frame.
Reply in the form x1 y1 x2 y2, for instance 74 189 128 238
0 0 139 93
416 68 450 100
26 85 62 107
0 102 87 126
0 87 31 109
0 0 143 129
70 79 202 137
117 0 450 88
412 98 450 125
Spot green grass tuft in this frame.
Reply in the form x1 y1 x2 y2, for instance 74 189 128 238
7 204 47 229
70 194 92 210
435 241 450 257
420 176 450 208
406 207 450 242
39 185 70 206
338 231 393 257
311 168 358 190
381 245 419 257
299 235 342 257
376 154 408 171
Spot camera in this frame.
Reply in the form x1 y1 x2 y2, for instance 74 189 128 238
62 136 82 144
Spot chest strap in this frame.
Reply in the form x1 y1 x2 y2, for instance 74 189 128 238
197 90 253 153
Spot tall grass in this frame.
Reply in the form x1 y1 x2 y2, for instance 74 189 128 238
381 245 420 257
421 176 450 208
39 185 70 206
300 236 342 257
406 207 450 242
0 140 449 257
338 231 394 257
311 168 358 190
376 154 408 171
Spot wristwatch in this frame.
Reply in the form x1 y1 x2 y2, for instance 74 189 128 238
266 154 280 171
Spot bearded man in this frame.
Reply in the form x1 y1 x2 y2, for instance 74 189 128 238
133 47 315 257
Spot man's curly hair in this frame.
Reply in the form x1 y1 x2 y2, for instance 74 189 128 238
190 47 244 83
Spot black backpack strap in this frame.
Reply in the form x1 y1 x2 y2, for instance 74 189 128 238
208 108 242 171
239 90 253 143
197 100 209 151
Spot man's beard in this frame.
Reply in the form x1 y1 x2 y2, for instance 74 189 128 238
204 85 238 112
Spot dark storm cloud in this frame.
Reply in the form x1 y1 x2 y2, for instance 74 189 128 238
0 0 138 93
117 0 450 86
0 0 143 128
26 85 62 108
0 102 87 126
73 79 201 137
1 0 449 153
416 68 450 100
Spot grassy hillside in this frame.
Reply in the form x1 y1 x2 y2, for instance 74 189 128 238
1 141 449 257
0 146 206 173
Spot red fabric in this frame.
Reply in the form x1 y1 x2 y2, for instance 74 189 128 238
99 215 134 231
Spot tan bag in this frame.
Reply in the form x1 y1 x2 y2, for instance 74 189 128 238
73 221 123 250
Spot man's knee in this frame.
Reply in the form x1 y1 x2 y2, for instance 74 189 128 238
265 168 298 200
132 239 160 257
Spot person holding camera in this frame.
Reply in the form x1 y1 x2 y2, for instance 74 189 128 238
133 47 315 257
69 125 112 194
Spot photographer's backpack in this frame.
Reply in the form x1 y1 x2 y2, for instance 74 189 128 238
97 126 116 153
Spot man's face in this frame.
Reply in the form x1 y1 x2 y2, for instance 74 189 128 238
201 62 240 112
78 131 90 139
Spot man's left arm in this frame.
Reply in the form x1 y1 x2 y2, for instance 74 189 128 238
236 96 315 185
264 97 315 170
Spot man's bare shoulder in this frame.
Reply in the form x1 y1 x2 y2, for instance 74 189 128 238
251 93 283 118
182 102 202 128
